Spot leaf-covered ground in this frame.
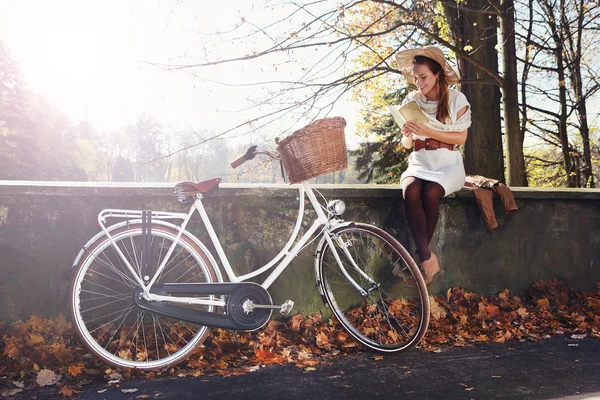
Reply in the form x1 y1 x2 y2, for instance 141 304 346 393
1 279 600 397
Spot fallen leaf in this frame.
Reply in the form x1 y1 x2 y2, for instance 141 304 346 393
26 315 48 330
122 388 139 393
58 386 80 397
430 297 447 320
109 372 123 381
483 305 501 319
27 333 46 346
2 336 21 359
571 333 586 340
373 355 384 361
36 369 59 387
68 365 84 377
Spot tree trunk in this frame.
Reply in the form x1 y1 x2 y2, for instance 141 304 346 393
556 45 575 187
501 0 528 186
566 0 593 187
443 0 504 181
554 0 577 187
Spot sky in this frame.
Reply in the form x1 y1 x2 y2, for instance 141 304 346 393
0 0 360 148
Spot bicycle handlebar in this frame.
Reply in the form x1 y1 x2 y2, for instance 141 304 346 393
230 145 281 169
230 154 247 169
231 145 258 168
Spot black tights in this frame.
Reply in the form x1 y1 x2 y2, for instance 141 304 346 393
401 177 445 262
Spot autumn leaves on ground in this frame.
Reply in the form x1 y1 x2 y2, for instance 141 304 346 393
2 279 600 397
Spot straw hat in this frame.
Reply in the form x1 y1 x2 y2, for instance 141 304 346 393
394 46 459 85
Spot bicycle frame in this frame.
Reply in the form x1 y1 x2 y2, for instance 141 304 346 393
96 181 373 308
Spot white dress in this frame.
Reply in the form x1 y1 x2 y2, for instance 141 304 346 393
399 89 471 197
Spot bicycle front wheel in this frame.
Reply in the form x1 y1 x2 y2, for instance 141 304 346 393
70 224 220 369
318 223 430 352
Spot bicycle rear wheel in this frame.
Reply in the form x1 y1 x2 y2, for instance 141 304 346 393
318 223 430 352
70 224 220 369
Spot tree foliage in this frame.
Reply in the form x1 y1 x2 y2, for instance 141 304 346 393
0 42 86 180
516 0 600 187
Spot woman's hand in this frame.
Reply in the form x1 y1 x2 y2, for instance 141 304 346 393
403 120 426 136
401 125 413 137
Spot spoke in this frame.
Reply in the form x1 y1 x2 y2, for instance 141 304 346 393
382 296 414 339
126 233 142 278
366 297 386 345
80 291 130 302
156 318 171 357
83 279 131 297
87 265 138 290
180 272 206 284
130 310 143 359
374 295 409 341
156 236 166 276
95 250 139 288
110 245 141 286
87 304 136 333
155 247 186 282
157 316 194 347
86 303 135 338
81 296 133 314
152 314 160 360
116 312 143 358
104 305 137 352
91 252 137 288
142 311 148 360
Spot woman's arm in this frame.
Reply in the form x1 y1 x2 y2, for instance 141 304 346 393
404 106 469 146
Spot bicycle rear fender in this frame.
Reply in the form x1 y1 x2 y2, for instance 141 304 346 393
71 219 224 283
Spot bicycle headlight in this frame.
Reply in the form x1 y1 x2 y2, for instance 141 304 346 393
327 199 346 216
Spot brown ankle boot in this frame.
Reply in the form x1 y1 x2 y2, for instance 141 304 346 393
420 253 440 284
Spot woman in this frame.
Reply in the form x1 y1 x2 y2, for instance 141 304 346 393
394 46 472 284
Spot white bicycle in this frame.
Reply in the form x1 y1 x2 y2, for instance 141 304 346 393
69 117 430 370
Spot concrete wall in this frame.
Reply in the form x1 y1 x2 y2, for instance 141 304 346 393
0 181 599 323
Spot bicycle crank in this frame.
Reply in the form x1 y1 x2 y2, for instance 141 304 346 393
242 299 295 315
132 282 273 331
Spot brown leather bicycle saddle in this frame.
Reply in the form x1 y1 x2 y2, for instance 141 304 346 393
175 178 222 195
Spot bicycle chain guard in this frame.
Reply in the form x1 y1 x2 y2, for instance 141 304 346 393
132 282 272 331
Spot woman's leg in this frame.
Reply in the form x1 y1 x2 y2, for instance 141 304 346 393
401 177 431 262
421 181 445 245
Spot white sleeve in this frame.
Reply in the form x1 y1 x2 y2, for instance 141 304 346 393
453 91 470 120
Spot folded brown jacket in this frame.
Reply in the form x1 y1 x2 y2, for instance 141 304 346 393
463 175 518 231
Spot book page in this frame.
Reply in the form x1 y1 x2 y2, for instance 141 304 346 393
387 105 406 128
398 101 429 124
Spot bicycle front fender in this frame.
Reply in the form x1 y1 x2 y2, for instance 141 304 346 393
313 221 356 298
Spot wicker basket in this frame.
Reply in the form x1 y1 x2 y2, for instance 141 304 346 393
276 117 348 184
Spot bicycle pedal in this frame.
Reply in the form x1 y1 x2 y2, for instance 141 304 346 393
280 299 294 315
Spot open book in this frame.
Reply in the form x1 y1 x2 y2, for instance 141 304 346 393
387 101 429 129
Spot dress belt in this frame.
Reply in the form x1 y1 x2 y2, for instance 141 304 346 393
414 138 455 151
